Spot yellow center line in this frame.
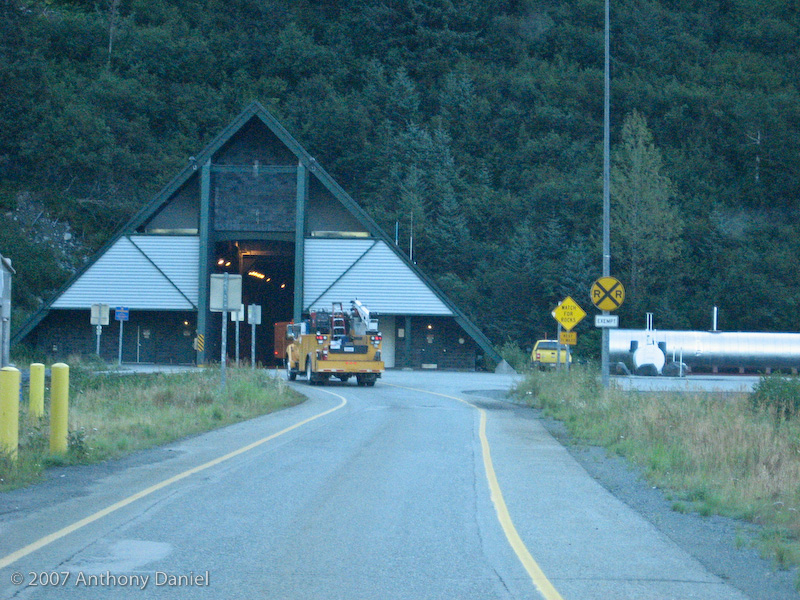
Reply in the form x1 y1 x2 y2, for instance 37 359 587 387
387 384 565 600
0 392 347 571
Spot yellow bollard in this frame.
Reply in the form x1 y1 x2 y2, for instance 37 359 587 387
50 363 69 455
29 363 45 420
0 367 20 460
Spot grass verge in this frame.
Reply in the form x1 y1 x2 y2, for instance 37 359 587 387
511 366 800 577
1 363 304 491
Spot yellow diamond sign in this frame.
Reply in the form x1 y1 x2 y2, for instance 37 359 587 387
551 296 587 332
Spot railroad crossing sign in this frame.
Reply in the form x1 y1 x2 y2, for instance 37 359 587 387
551 296 586 332
590 276 625 311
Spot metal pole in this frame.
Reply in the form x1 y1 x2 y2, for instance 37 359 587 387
235 315 240 367
251 322 256 368
221 273 228 390
557 323 562 372
96 325 102 356
409 212 414 262
118 319 124 366
601 0 612 388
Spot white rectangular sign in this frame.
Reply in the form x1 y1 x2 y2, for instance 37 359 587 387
209 274 242 312
90 303 110 325
247 304 262 325
595 315 619 328
230 304 245 322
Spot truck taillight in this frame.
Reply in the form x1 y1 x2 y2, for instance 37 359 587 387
316 335 324 344
321 349 328 360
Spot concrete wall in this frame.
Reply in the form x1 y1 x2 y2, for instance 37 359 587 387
393 316 477 370
28 310 197 365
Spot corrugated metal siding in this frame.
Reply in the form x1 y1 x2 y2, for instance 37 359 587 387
52 236 199 310
304 239 452 316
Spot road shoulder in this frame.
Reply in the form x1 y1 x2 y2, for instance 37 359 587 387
482 387 798 600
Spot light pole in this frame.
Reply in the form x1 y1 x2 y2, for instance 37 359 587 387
601 0 612 387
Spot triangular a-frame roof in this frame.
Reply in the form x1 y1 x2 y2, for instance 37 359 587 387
126 101 380 237
14 102 500 364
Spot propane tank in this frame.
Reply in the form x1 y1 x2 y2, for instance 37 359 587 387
633 344 665 376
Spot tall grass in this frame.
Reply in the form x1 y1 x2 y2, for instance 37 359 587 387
1 365 303 490
512 367 800 571
498 340 532 373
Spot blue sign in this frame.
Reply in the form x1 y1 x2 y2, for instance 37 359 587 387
115 307 129 321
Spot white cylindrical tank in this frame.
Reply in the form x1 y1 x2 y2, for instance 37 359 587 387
633 343 665 375
610 329 800 372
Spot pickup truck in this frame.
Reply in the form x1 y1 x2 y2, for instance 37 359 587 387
531 340 571 369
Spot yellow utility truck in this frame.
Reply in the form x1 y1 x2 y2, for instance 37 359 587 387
284 301 384 386
531 339 571 369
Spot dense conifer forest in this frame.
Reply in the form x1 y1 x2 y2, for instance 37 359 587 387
2 0 799 354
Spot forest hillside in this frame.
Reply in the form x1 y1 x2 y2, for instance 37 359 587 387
2 0 799 354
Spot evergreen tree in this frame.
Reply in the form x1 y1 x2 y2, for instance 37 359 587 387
611 111 682 313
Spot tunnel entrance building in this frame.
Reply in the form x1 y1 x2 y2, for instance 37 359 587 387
15 102 499 369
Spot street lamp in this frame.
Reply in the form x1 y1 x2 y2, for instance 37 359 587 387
601 0 611 387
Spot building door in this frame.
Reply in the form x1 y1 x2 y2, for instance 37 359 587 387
137 325 156 363
378 316 395 368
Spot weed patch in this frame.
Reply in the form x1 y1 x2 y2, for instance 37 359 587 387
751 375 800 421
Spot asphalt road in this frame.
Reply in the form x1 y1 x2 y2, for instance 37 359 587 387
0 370 764 599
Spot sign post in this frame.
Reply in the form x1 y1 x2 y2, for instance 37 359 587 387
222 276 228 387
231 304 245 366
551 297 586 372
247 304 262 369
210 274 243 390
556 323 562 371
590 277 625 381
90 304 109 356
115 307 129 365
